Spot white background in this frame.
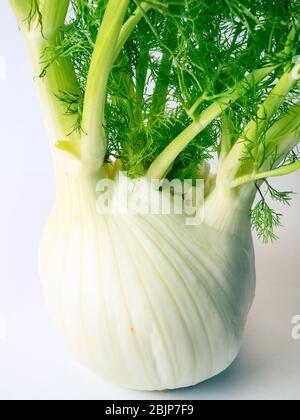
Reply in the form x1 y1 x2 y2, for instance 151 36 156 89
0 3 299 400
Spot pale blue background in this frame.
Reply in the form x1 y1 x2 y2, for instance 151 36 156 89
0 2 299 400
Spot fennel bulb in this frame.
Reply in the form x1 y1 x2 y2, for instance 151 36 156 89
40 172 255 390
9 0 300 390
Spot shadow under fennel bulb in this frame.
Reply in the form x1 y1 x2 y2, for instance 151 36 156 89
9 0 300 392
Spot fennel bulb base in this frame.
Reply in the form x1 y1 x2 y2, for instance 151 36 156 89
39 173 256 391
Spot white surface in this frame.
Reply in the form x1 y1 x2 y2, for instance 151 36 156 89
0 3 299 400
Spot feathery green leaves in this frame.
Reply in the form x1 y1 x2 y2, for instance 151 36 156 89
24 0 300 241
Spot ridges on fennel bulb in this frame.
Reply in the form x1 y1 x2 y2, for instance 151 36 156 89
9 0 300 391
40 168 255 390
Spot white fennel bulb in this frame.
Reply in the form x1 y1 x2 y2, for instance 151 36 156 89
9 0 300 391
40 169 255 390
